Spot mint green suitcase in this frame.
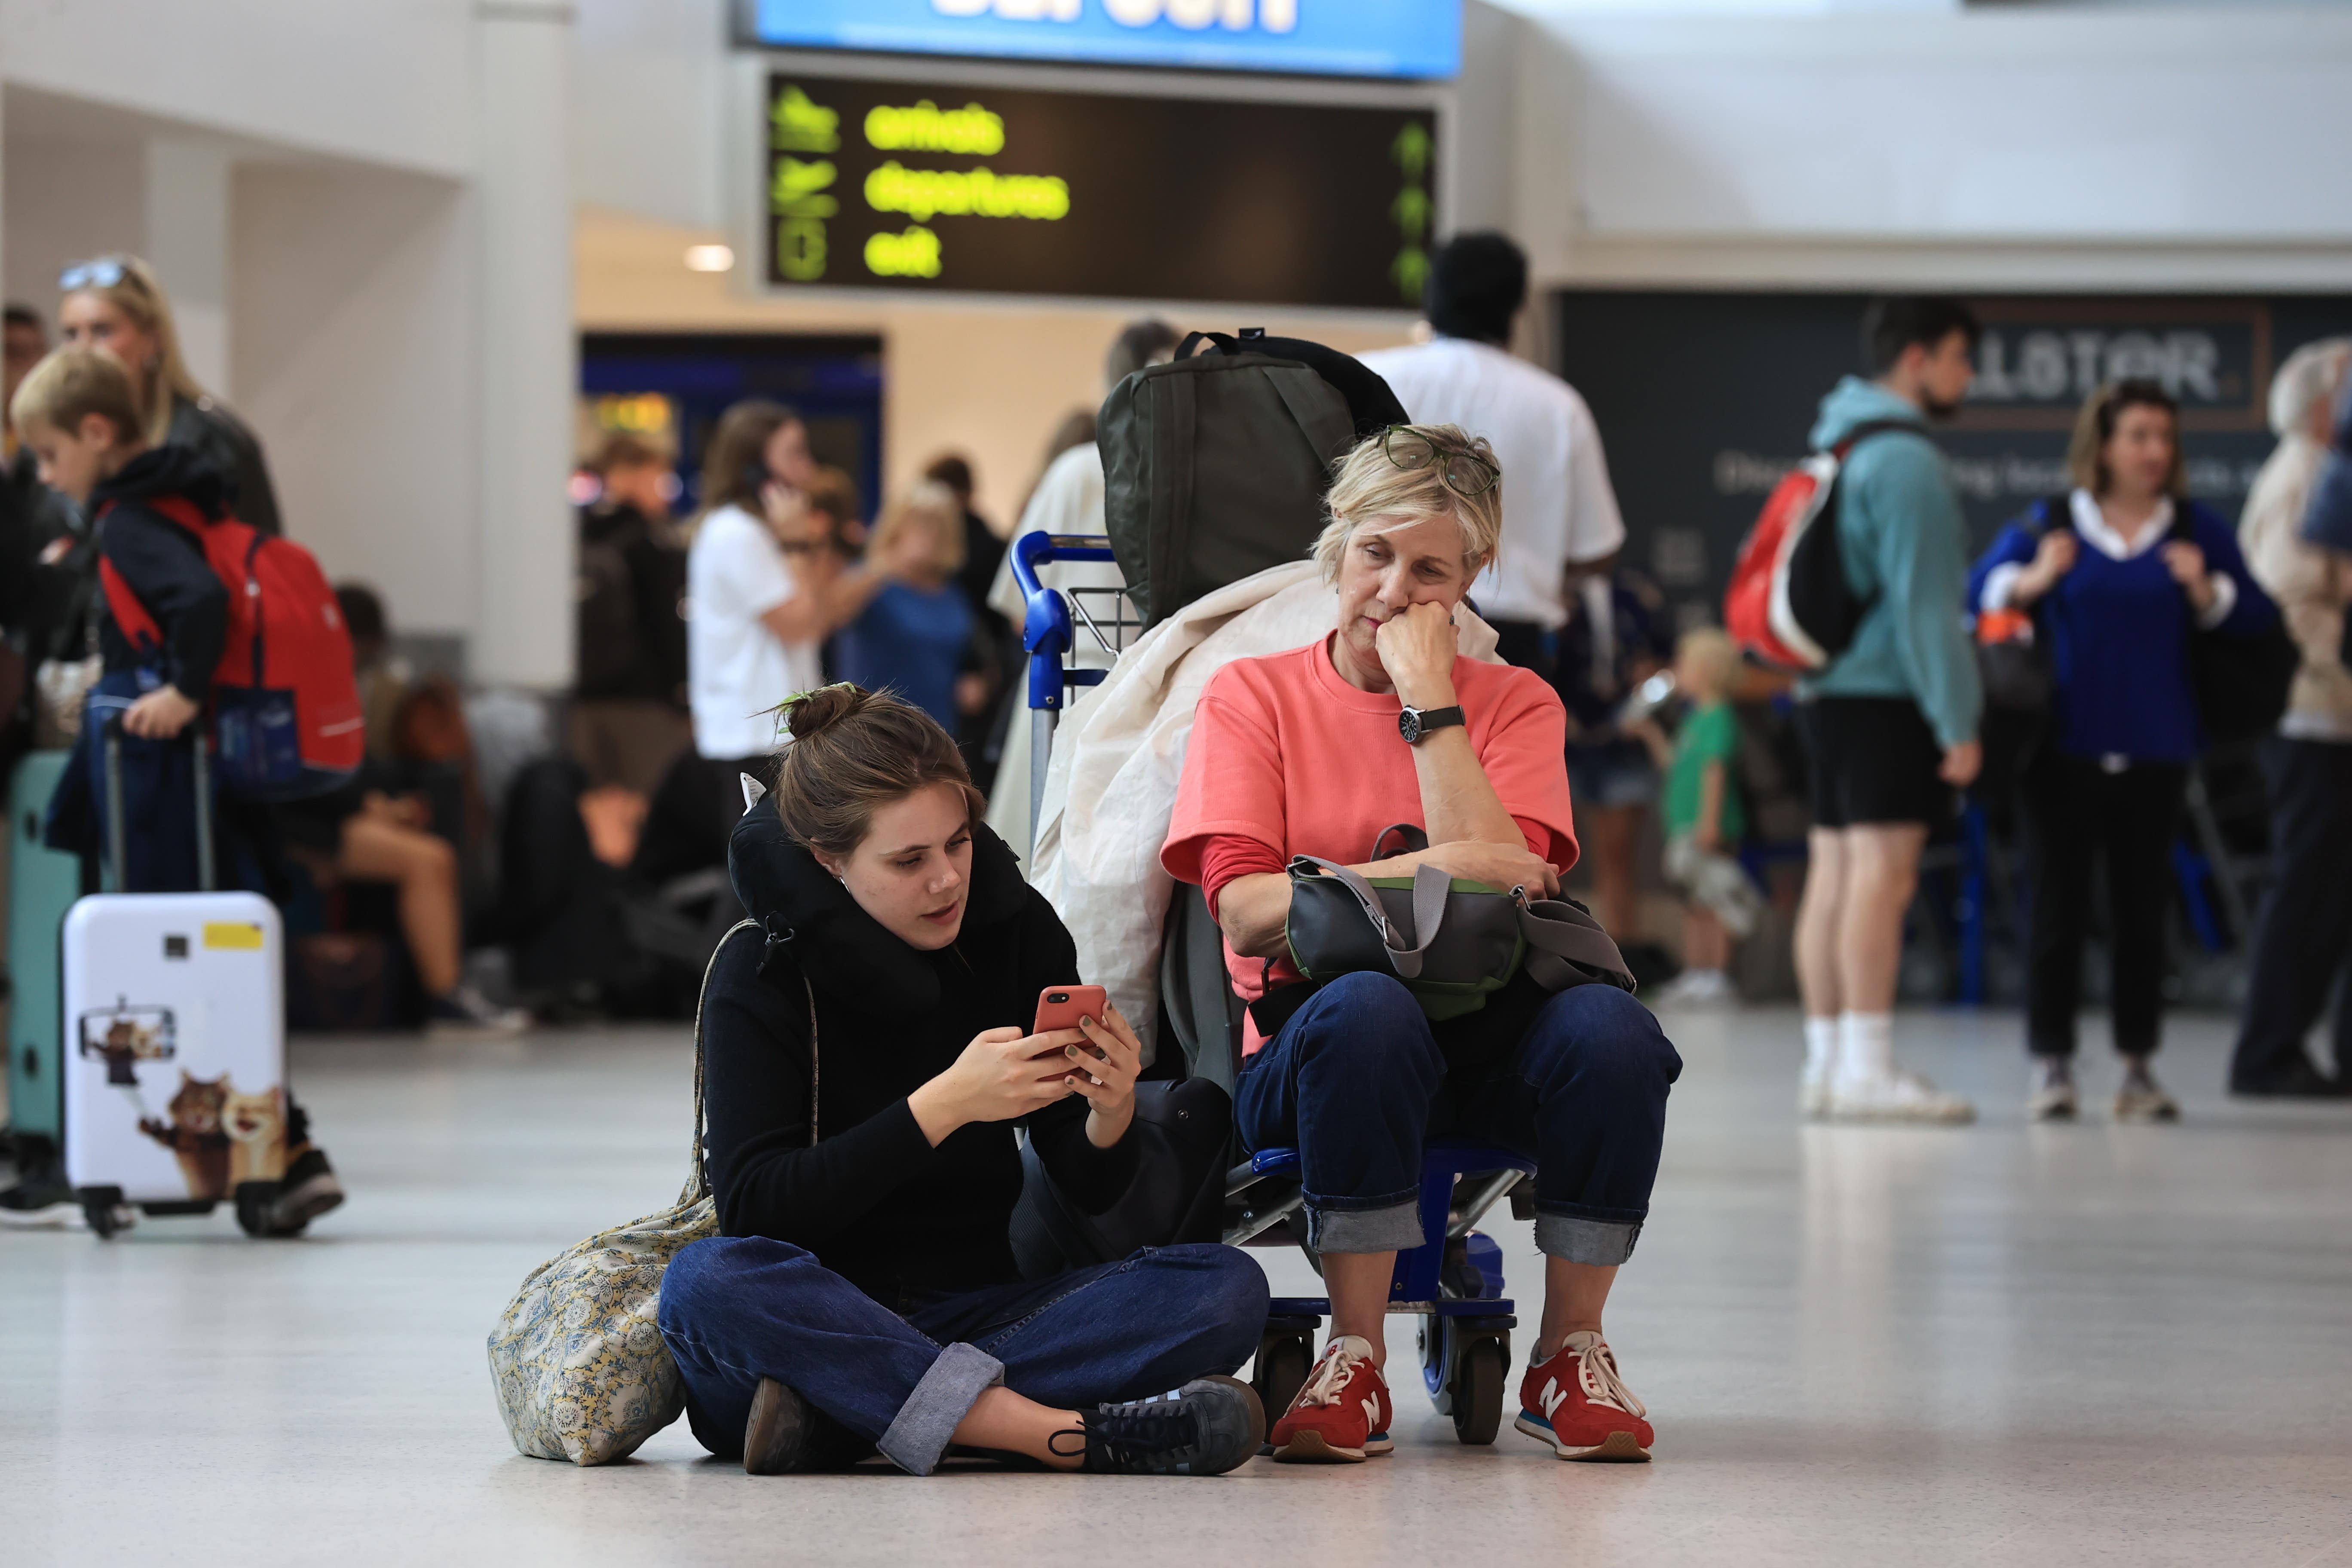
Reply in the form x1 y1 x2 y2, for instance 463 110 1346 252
7 751 79 1148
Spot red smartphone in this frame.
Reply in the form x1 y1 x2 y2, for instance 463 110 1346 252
1033 984 1108 1036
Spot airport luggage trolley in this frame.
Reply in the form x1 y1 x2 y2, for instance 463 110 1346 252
1012 530 1528 1444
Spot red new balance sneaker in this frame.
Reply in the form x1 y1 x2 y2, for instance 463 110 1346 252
1514 1331 1653 1461
1269 1335 1393 1463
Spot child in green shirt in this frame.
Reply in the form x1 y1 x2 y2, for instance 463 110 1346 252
1632 628 1764 1004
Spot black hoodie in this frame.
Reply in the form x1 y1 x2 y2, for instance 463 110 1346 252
701 795 1137 1306
89 445 232 702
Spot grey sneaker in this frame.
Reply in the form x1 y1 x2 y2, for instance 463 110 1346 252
426 984 532 1038
1060 1376 1266 1476
2114 1060 2180 1124
744 1377 816 1475
2027 1058 2079 1122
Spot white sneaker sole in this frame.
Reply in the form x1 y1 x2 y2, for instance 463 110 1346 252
1513 1414 1651 1462
0 1202 88 1231
1269 1428 1392 1463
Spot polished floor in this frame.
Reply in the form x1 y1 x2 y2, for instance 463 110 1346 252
5 1004 2351 1566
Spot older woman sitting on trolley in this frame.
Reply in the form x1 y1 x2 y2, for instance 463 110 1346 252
1162 424 1682 1465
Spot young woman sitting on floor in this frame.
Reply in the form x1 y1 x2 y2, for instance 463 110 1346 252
658 683 1270 1477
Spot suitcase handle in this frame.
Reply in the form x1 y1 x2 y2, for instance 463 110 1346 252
100 711 215 894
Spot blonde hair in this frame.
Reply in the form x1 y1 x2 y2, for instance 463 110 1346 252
1312 424 1503 586
1675 626 1742 702
9 347 144 447
61 255 208 447
870 480 967 576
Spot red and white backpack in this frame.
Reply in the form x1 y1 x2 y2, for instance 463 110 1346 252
1722 420 1918 671
98 496 365 798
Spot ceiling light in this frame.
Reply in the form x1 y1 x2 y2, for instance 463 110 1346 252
684 244 735 273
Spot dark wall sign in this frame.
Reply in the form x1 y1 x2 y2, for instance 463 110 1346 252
763 73 1436 309
1553 291 2352 634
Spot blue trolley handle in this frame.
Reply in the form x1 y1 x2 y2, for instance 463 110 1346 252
1009 530 1118 860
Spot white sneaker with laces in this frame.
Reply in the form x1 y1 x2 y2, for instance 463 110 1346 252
1826 1068 1975 1124
1654 968 1734 1006
1800 1064 1833 1120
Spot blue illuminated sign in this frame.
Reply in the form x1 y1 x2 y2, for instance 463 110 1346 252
741 1 1461 82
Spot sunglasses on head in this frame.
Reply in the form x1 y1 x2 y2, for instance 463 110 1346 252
59 258 136 293
1379 425 1499 499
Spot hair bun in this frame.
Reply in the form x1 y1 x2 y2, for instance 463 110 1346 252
780 683 865 745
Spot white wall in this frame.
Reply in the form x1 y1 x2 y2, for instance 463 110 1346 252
0 0 471 179
1 5 576 686
232 165 477 646
1503 7 2352 289
0 133 143 320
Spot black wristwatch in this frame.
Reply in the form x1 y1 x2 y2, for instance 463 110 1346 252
1397 704 1465 745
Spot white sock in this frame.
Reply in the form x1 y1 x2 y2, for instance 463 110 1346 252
1837 1012 1893 1085
1803 1017 1838 1078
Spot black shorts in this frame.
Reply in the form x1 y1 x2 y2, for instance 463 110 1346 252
1798 695 1952 828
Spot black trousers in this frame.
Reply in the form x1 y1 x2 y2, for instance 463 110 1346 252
2020 751 2187 1058
1487 618 1557 683
2231 738 2352 1081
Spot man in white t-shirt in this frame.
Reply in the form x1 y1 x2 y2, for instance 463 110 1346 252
1361 232 1626 677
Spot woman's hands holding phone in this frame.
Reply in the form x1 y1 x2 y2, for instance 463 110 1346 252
908 1025 1094 1147
1065 1006 1143 1149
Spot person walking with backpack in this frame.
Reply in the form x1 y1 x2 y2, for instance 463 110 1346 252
1361 233 1626 679
1972 381 2275 1121
10 346 344 1233
1792 297 1984 1123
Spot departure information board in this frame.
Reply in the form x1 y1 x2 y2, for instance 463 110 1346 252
763 73 1438 309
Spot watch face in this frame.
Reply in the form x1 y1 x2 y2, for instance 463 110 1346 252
1398 708 1420 744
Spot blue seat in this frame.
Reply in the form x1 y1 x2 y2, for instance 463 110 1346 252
1231 1140 1531 1445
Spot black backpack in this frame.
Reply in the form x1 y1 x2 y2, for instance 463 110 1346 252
1099 328 1407 629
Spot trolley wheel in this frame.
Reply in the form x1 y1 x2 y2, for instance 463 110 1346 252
1449 1333 1507 1446
1252 1326 1314 1424
234 1181 281 1238
1418 1314 1453 1414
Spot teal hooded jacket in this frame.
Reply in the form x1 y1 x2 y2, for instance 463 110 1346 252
1796 377 1983 750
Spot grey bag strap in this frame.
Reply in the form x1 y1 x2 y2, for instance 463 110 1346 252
1290 855 1455 980
1516 896 1635 989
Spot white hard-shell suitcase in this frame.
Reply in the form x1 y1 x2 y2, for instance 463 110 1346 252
62 720 288 1238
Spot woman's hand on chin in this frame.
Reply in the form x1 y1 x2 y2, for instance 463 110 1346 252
909 1025 1085 1146
1068 1005 1145 1148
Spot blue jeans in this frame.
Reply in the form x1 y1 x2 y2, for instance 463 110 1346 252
1236 972 1681 1265
658 1238 1268 1475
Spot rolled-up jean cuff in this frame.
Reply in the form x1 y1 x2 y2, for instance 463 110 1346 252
877 1341 1004 1476
1306 1197 1427 1254
1536 1213 1642 1266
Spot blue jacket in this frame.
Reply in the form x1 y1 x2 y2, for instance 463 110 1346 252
2303 374 2352 554
1969 495 2279 764
1797 377 1983 749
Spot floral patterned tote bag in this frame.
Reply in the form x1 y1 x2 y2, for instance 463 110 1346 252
488 919 802 1464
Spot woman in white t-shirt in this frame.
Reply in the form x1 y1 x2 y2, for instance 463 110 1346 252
652 402 910 881
688 402 916 764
